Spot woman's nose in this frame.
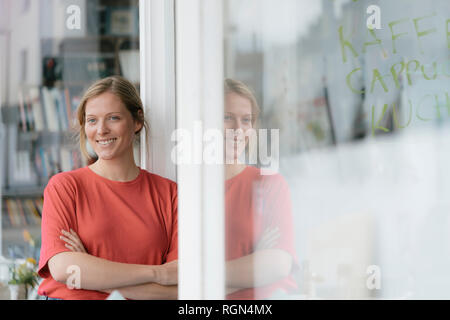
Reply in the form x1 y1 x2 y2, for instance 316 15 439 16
232 119 243 130
97 120 110 134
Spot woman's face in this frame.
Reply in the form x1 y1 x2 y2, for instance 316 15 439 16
84 92 141 162
224 92 253 163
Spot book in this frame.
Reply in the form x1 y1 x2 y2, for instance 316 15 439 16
15 198 28 226
52 88 68 131
38 146 48 179
41 87 59 132
22 198 39 226
5 199 21 227
29 87 45 131
18 90 28 132
34 198 43 217
25 92 35 132
0 124 5 190
24 199 41 225
7 124 38 188
64 88 75 129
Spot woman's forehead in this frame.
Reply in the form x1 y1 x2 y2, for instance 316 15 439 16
85 92 126 115
225 92 252 114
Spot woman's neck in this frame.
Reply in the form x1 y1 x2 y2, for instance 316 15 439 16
225 163 247 180
90 157 140 182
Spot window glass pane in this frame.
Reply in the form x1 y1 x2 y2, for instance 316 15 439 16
0 0 139 272
224 0 450 299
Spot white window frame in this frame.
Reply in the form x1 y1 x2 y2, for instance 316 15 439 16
139 0 176 181
140 0 225 299
175 0 225 300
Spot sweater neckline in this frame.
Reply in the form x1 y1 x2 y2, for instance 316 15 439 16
85 166 144 186
225 166 252 185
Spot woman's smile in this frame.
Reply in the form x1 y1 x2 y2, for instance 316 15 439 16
96 138 117 146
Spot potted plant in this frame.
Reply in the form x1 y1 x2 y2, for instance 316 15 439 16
8 258 39 300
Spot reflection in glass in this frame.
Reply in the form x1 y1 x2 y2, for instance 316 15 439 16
225 0 450 299
224 79 298 299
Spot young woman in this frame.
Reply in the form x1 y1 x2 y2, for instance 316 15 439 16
223 79 298 299
59 78 297 299
37 76 178 300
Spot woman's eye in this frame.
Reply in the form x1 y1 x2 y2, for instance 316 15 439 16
87 119 96 124
242 118 251 123
224 116 233 121
109 116 120 120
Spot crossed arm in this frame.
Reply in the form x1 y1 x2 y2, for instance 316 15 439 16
49 229 177 300
57 227 292 299
224 227 293 295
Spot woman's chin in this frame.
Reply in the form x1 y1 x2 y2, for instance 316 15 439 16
95 152 116 161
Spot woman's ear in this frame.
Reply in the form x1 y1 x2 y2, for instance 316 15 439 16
135 110 144 134
135 121 143 134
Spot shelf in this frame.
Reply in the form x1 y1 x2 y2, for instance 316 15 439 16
41 35 139 42
2 225 40 245
2 187 45 198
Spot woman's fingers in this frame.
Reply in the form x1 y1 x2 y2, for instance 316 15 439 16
60 235 80 250
260 227 280 242
69 229 82 242
61 231 80 247
60 230 86 253
256 227 281 250
65 244 75 251
265 229 281 245
68 229 87 252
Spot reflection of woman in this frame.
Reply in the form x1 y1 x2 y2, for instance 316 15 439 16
224 79 298 299
37 76 178 300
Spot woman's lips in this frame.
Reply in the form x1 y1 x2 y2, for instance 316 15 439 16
96 138 117 146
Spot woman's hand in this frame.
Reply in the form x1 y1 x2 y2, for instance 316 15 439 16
254 226 280 251
60 229 87 253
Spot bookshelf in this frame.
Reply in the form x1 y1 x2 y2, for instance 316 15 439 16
1 0 140 262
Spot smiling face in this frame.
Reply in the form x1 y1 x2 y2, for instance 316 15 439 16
84 91 142 162
224 92 254 163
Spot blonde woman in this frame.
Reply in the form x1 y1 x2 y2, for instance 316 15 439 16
224 79 298 299
37 76 178 300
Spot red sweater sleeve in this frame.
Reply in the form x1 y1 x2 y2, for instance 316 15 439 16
38 174 77 278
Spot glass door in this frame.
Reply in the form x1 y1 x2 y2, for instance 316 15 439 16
175 0 450 300
222 0 450 300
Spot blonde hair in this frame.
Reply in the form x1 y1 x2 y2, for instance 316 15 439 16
224 78 260 127
76 76 149 165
